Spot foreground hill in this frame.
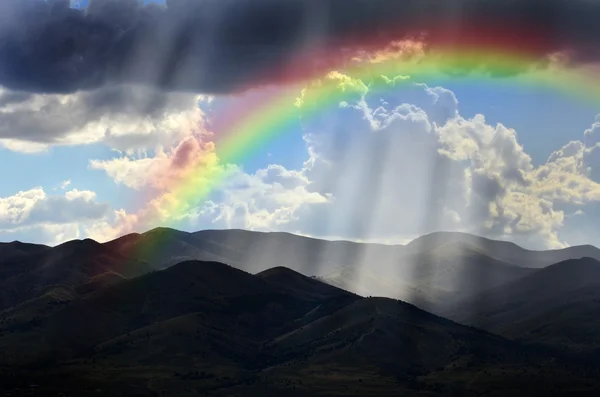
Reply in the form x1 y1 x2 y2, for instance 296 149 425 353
446 257 600 355
1 260 600 396
0 261 358 366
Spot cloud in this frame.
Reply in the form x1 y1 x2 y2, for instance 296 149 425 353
88 131 245 239
0 187 109 229
0 85 203 152
195 75 600 249
534 120 600 205
90 141 330 241
1 0 600 95
0 223 81 246
288 74 467 241
0 186 110 244
90 134 225 191
198 165 330 231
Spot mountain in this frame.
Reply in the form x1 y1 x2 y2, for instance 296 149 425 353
3 227 599 321
256 266 356 301
104 228 600 311
5 227 600 394
0 260 357 366
0 238 153 311
407 232 600 268
446 257 600 354
105 227 392 276
401 241 535 306
104 228 235 269
0 240 49 263
1 260 598 396
308 240 537 315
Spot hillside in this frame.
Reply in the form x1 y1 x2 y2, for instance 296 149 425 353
0 241 50 263
1 227 591 322
320 241 536 313
102 228 599 312
256 266 357 301
408 232 600 268
105 227 389 276
446 257 600 354
0 260 357 366
0 239 153 311
1 259 600 395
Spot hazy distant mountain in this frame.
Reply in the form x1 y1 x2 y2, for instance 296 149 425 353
395 241 536 308
101 228 600 312
1 260 597 396
104 227 237 269
3 227 599 317
106 228 600 272
446 257 600 355
106 227 398 276
408 232 600 268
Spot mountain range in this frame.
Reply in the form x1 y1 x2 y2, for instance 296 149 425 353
2 228 600 395
104 228 600 310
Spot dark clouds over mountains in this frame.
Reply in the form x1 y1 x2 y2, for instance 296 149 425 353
0 0 599 94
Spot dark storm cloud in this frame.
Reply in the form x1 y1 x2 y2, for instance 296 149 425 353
0 0 599 94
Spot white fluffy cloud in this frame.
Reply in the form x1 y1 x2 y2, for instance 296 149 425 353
0 187 108 228
196 165 330 231
0 187 109 245
0 224 81 247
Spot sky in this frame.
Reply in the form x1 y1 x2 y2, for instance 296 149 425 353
2 0 600 249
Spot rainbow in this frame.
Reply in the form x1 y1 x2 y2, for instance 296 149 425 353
125 25 600 236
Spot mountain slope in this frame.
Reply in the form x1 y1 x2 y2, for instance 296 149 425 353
0 241 50 263
408 231 600 268
104 228 560 311
0 239 152 311
256 266 357 301
446 257 600 353
104 228 235 270
106 227 395 276
320 241 536 314
406 241 534 290
0 261 357 365
1 260 600 396
5 227 599 319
